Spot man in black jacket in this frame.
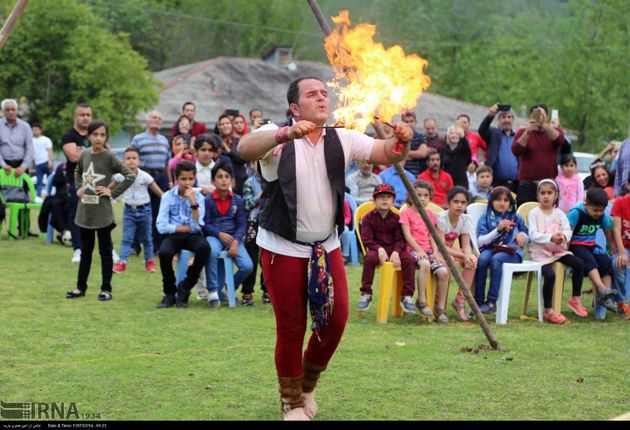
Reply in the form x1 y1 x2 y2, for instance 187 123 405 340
478 103 519 193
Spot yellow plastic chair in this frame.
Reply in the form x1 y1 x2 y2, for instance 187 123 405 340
515 201 546 322
0 169 41 240
355 202 403 323
427 201 444 214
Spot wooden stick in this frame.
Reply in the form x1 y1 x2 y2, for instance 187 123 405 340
0 0 29 51
373 115 396 130
305 0 500 350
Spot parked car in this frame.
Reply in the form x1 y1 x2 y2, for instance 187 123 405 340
573 151 596 182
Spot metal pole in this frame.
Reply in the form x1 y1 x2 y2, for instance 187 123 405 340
305 0 500 349
0 0 29 51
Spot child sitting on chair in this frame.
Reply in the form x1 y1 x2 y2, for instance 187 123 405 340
610 174 630 319
356 184 415 312
527 179 586 324
400 180 450 322
202 161 253 309
474 186 528 314
436 186 478 321
567 187 619 316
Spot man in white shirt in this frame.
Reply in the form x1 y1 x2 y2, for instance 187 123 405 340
31 123 53 198
238 76 412 421
346 159 382 205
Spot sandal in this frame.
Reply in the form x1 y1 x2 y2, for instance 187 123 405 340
435 307 449 324
97 291 113 301
66 289 85 299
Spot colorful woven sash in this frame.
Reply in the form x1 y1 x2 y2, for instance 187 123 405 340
306 242 334 340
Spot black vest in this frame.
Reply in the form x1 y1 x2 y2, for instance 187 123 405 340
258 129 346 243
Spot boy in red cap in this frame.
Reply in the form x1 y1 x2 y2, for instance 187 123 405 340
357 184 416 311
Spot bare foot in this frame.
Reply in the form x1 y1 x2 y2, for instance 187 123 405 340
303 392 318 418
283 407 310 421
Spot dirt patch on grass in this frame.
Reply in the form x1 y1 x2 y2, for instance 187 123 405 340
459 344 504 354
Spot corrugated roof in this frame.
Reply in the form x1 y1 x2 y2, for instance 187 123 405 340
147 56 526 134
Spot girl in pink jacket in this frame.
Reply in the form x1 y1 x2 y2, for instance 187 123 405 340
556 154 584 213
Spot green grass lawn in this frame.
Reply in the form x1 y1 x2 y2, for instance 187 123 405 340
1 204 629 420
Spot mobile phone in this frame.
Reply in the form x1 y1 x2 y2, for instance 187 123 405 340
551 109 559 121
497 104 511 112
262 119 272 125
226 109 240 117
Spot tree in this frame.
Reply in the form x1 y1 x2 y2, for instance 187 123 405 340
0 0 158 144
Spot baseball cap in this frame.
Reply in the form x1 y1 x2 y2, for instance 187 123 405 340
373 183 396 199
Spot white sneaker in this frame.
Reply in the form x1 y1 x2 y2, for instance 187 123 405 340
71 249 82 263
208 291 220 309
61 230 72 246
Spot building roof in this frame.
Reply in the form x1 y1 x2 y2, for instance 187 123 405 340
148 56 526 134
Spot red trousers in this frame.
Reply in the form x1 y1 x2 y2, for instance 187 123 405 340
260 247 349 378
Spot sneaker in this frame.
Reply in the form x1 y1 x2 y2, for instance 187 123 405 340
145 259 156 273
357 293 372 311
600 288 618 312
112 249 120 264
618 302 630 319
71 249 81 263
451 300 469 321
156 294 176 308
208 291 220 309
175 282 190 308
400 296 418 314
241 294 255 306
113 262 127 273
415 300 434 317
543 309 567 324
479 301 496 314
61 230 72 246
436 308 449 324
567 297 588 318
262 292 271 305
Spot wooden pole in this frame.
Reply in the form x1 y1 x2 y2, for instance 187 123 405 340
305 0 500 349
0 0 29 51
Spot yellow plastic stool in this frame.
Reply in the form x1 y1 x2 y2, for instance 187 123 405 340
375 262 402 323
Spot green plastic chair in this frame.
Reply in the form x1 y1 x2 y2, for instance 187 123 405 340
0 168 42 240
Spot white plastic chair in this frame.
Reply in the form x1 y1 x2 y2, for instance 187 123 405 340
496 261 543 324
495 202 543 325
466 202 486 252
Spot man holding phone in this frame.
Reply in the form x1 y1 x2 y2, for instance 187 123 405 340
478 103 519 193
512 103 564 206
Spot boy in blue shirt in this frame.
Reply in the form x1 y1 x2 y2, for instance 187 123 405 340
567 187 619 312
155 161 210 308
203 162 253 308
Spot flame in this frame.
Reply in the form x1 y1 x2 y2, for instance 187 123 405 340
324 10 431 131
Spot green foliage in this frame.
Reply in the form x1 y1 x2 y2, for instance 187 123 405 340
84 0 305 71
0 0 157 143
1 204 630 420
3 0 628 150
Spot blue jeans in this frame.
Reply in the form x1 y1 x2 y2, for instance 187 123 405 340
205 236 254 294
475 249 522 303
35 162 50 197
119 204 153 263
612 251 630 304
